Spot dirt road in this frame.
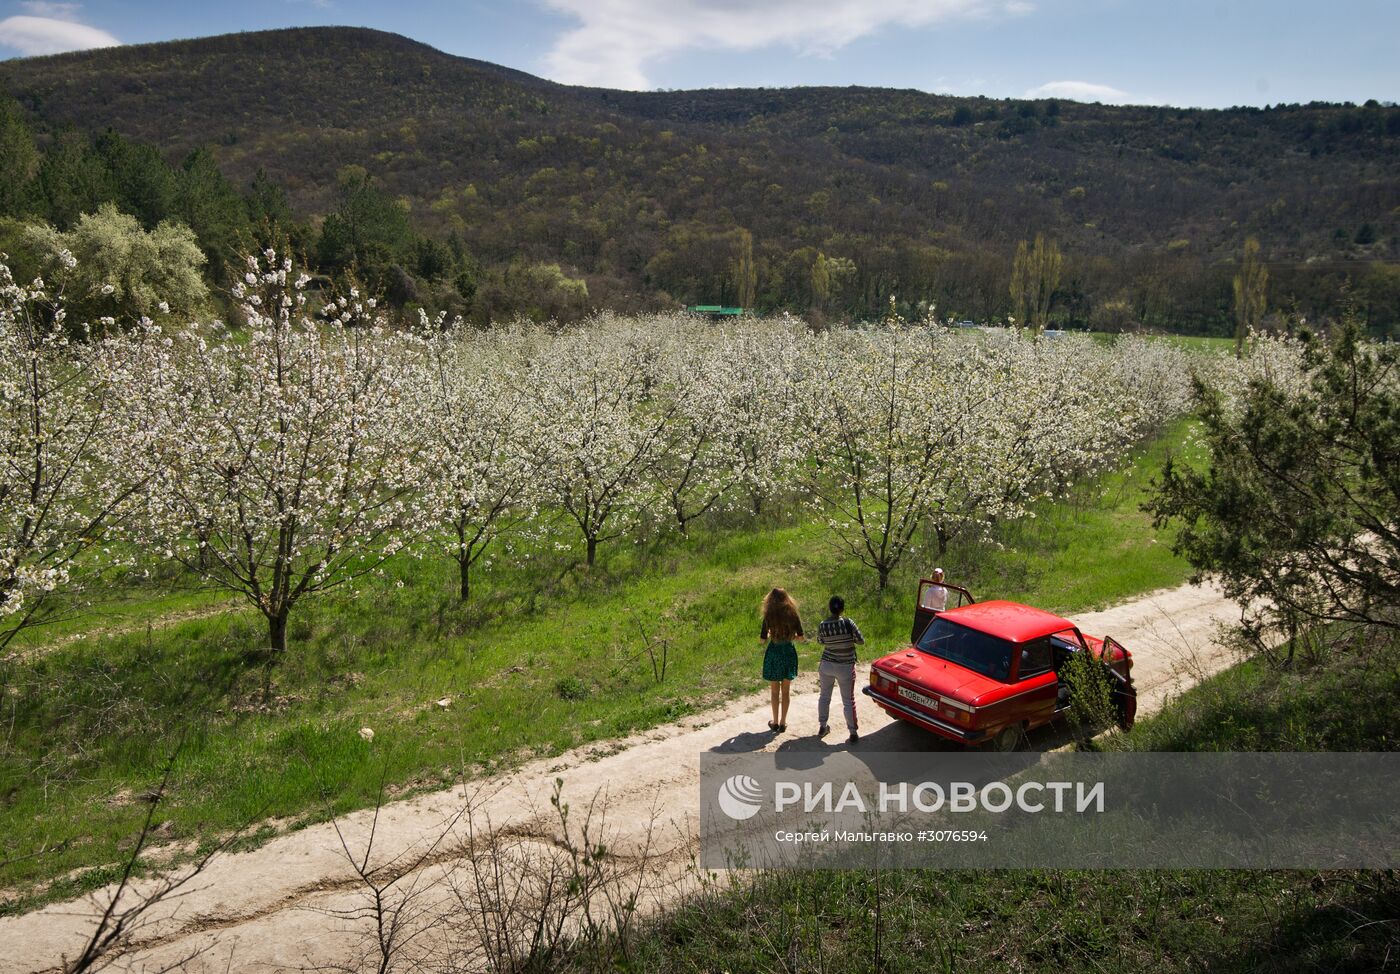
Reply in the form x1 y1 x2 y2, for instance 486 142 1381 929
0 580 1241 973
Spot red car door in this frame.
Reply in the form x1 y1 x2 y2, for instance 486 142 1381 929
910 581 975 643
1006 637 1058 731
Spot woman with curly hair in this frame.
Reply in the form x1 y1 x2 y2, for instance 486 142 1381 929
760 587 805 732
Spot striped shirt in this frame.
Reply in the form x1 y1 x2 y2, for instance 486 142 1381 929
817 616 864 665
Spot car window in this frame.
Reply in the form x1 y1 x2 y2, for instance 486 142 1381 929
915 618 1013 681
1018 639 1053 679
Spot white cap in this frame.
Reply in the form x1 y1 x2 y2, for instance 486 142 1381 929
934 567 944 575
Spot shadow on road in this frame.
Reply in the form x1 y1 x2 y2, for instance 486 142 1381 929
710 729 777 753
853 717 1081 753
708 712 1084 774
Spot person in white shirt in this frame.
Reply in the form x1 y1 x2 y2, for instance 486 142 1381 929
919 567 949 611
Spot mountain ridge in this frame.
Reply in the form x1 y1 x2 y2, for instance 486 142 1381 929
2 26 1397 329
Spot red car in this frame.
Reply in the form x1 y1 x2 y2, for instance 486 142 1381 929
863 578 1137 750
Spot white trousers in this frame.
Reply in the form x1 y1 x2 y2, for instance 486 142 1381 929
817 660 858 732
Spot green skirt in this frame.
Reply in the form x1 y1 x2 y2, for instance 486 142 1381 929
763 641 799 682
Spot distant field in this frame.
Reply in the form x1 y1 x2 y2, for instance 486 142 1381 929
1144 333 1235 353
1082 331 1234 353
926 327 1232 356
0 422 1196 910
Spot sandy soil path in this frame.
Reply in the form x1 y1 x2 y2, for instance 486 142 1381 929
0 579 1241 973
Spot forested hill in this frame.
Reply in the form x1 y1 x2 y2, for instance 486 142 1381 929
2 26 1398 332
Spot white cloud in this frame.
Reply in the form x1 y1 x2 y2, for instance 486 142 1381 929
0 14 119 55
1025 80 1129 103
540 0 1034 89
19 1 82 17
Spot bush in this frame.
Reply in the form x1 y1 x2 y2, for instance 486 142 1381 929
1149 322 1399 663
23 202 208 329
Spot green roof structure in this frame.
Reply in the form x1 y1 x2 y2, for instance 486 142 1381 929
685 305 745 316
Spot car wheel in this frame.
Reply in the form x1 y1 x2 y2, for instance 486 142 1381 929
992 725 1024 752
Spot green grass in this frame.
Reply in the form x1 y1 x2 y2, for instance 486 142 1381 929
0 423 1197 910
1120 628 1400 753
1075 333 1232 355
4 564 239 652
1141 333 1234 354
599 867 1396 974
1081 331 1235 354
551 633 1400 973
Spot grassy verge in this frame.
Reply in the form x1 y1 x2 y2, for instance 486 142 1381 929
622 867 1397 974
561 632 1400 973
1121 629 1400 752
0 423 1194 910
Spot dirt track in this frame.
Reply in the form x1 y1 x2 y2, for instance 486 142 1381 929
0 580 1242 973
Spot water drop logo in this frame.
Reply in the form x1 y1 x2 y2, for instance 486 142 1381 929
717 774 764 820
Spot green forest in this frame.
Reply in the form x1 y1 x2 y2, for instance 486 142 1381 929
1 26 1397 332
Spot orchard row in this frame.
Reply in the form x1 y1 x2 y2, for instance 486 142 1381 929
3 251 1232 654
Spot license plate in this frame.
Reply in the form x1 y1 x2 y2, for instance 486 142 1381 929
897 685 940 710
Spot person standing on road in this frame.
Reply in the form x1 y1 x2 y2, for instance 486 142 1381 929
919 567 949 611
760 587 804 732
816 595 864 744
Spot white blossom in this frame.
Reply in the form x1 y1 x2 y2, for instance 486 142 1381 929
7 246 1204 646
106 250 428 653
0 260 138 647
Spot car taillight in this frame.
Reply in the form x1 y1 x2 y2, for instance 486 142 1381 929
936 695 975 724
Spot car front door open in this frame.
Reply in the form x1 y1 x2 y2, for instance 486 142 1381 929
911 581 974 643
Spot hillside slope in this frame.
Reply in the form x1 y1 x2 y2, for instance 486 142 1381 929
3 27 1398 326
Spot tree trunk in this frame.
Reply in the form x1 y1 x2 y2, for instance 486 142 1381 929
877 564 890 591
268 611 289 654
936 523 950 557
586 536 598 566
458 557 471 602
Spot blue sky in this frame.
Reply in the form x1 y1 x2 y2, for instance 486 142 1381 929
0 0 1395 108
